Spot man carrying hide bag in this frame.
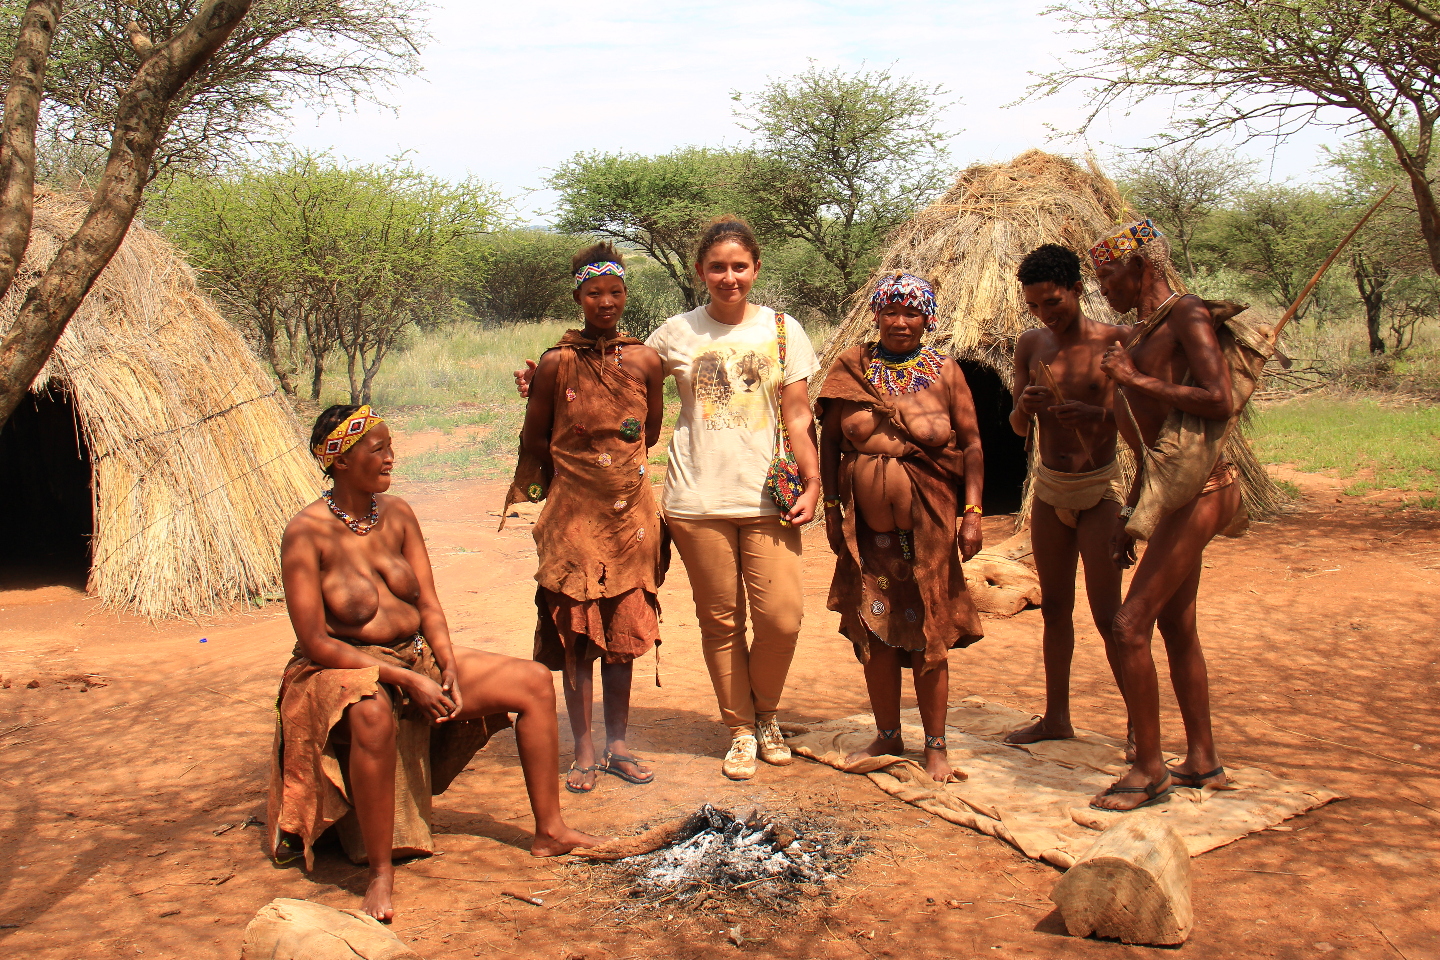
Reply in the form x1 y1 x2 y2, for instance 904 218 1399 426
1088 219 1276 812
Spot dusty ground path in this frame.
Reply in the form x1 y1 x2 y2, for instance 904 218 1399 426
1 472 1437 959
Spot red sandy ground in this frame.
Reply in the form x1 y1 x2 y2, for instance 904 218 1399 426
1 469 1437 960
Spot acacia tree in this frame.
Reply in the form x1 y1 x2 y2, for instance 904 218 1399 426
734 65 952 312
1211 185 1348 317
165 153 500 403
0 0 255 429
550 148 745 311
3 0 426 177
1328 125 1434 352
1030 0 1440 277
1116 144 1255 278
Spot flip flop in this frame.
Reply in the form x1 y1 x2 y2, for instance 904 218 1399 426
565 762 600 794
1090 775 1172 812
600 750 655 785
1168 765 1225 788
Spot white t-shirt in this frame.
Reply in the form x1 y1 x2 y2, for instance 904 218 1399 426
646 305 820 519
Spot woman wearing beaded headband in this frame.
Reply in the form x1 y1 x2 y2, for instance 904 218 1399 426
513 216 823 783
268 405 601 922
501 241 667 795
816 271 985 783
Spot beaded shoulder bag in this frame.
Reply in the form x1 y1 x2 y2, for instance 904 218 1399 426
763 312 804 515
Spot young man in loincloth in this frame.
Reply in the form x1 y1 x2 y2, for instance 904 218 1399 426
1004 244 1131 748
1091 219 1243 811
818 272 985 783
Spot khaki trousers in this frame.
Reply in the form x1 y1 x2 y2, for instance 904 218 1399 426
665 515 804 737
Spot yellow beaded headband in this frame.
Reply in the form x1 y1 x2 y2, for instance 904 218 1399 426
313 405 384 470
1089 218 1164 270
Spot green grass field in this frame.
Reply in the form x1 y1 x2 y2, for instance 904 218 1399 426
1251 396 1440 501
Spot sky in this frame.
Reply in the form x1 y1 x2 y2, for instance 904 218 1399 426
279 0 1343 223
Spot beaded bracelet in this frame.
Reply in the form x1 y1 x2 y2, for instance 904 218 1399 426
963 504 983 516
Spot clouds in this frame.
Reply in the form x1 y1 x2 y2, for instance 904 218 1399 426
280 0 1334 221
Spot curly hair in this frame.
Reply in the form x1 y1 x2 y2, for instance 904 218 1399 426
571 240 624 276
1016 244 1082 288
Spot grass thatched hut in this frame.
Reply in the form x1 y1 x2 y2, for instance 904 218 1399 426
0 189 318 619
821 150 1281 519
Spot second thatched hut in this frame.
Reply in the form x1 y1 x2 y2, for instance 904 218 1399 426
821 149 1281 520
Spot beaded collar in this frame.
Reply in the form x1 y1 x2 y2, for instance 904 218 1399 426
323 489 379 535
866 343 946 396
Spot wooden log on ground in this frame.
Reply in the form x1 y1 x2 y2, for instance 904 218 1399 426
1050 815 1193 945
240 898 422 960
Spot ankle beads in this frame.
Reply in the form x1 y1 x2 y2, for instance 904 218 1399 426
925 734 947 750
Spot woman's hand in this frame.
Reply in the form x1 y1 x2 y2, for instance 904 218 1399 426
438 665 463 721
959 512 982 562
824 504 846 555
784 484 821 527
513 359 537 399
1100 342 1139 386
404 671 457 724
1111 518 1137 570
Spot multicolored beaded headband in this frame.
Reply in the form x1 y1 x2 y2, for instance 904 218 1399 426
574 261 625 289
1089 218 1164 270
870 271 937 319
313 405 385 470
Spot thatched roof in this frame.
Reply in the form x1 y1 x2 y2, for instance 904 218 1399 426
822 150 1284 521
1 189 318 619
822 150 1140 379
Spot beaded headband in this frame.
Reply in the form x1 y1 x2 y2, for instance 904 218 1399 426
313 405 385 470
574 261 625 289
1089 218 1164 270
870 271 937 319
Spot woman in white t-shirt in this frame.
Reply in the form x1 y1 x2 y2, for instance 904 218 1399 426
518 217 822 781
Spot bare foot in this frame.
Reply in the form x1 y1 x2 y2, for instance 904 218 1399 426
361 868 394 923
845 732 904 769
531 826 606 858
1003 716 1075 745
923 745 966 783
1090 768 1172 812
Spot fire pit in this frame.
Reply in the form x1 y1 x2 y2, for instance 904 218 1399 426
612 804 864 909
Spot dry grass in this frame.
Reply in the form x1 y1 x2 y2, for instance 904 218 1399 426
823 149 1284 521
1 189 319 619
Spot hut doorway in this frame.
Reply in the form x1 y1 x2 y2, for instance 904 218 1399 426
0 389 92 586
958 361 1028 515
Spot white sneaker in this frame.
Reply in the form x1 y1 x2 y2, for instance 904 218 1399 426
756 717 794 766
722 735 759 780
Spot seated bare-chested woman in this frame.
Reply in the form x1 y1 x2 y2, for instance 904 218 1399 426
267 405 600 922
818 272 985 783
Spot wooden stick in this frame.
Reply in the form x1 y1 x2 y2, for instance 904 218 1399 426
1273 185 1396 342
1035 360 1095 470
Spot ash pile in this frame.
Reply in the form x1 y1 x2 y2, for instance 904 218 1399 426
625 804 861 908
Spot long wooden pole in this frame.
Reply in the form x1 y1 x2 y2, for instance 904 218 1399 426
1272 185 1396 342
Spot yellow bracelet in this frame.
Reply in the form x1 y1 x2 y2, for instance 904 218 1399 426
963 504 982 516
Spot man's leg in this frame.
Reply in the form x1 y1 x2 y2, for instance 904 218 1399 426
1158 485 1239 787
1006 499 1080 744
1075 498 1127 750
846 637 904 765
1093 488 1235 810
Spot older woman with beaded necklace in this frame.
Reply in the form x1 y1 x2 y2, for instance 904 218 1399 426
815 272 986 783
267 406 600 923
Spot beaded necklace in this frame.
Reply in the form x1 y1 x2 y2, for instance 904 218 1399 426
866 343 946 396
323 489 380 535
